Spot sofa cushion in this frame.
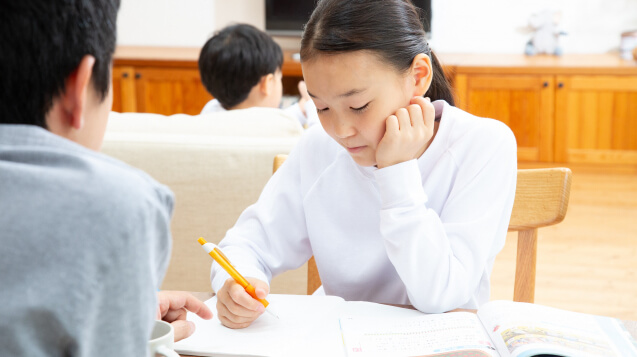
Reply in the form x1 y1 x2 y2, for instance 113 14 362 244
101 109 307 294
106 108 303 138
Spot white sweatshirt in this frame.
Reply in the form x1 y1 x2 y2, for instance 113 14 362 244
211 100 517 313
201 98 319 128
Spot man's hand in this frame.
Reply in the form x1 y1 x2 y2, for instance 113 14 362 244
376 96 436 169
216 277 270 329
157 291 214 342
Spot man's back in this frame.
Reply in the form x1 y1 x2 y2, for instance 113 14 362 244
0 124 174 356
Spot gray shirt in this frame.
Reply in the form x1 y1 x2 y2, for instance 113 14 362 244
0 125 174 356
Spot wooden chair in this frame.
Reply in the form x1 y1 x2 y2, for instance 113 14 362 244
273 154 573 302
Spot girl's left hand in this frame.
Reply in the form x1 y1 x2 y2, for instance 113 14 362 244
375 96 436 169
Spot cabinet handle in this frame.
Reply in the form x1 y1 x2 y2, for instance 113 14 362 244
558 82 564 88
543 81 549 88
122 72 129 78
135 73 141 79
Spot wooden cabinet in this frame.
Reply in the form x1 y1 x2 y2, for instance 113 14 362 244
112 46 305 115
132 68 212 115
112 66 212 115
112 47 212 115
112 66 136 112
554 75 637 164
454 74 555 162
113 48 637 165
447 54 637 165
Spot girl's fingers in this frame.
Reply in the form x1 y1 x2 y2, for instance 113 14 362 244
218 314 252 329
385 115 399 137
395 107 412 130
411 96 435 129
222 292 261 318
217 293 261 328
227 282 264 312
406 103 425 130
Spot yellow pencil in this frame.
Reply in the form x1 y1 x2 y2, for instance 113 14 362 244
197 237 278 319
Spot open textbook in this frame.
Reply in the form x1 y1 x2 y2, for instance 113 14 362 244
175 294 637 357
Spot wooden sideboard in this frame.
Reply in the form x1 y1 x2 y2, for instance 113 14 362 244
445 54 637 165
113 47 637 165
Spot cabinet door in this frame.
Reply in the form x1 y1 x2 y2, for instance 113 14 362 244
455 74 554 162
555 75 637 164
112 66 136 112
134 68 212 115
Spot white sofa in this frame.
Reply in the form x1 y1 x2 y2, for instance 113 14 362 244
102 108 307 294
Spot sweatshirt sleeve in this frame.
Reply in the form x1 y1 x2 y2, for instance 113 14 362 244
210 141 313 293
283 103 308 127
283 100 320 128
375 124 517 313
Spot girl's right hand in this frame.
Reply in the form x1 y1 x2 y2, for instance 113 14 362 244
375 96 436 169
216 277 269 329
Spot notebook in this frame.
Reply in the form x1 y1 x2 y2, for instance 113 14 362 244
175 295 637 357
174 294 422 357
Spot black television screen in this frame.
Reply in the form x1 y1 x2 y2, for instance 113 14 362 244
265 0 432 36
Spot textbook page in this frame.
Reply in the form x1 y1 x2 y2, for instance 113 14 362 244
340 311 499 357
478 300 637 357
282 300 425 356
175 294 346 357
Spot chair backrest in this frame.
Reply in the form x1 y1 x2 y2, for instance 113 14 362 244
273 155 573 302
508 167 572 303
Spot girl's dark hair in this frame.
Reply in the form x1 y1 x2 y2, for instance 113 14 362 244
301 0 454 105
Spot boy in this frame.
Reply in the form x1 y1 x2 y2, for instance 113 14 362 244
0 1 210 355
198 24 319 128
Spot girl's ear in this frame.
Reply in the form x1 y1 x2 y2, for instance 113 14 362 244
410 53 433 97
260 73 276 96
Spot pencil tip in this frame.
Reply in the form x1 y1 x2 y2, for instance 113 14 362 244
266 308 280 319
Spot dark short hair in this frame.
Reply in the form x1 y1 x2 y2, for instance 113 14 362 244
301 0 454 105
198 24 284 109
0 0 120 128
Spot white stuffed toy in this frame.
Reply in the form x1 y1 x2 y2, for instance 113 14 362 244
524 10 567 56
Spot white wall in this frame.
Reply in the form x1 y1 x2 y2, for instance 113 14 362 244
117 0 263 47
431 0 637 53
117 0 637 54
117 0 215 47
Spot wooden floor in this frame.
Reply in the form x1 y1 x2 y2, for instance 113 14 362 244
490 163 637 320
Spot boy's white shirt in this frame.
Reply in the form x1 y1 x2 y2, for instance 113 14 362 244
200 98 319 128
210 100 517 313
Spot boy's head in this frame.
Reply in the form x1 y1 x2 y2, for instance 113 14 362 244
199 24 284 110
0 0 120 150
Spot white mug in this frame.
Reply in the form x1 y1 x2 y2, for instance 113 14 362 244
148 320 180 357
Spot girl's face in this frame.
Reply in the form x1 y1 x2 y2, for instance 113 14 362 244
302 51 421 167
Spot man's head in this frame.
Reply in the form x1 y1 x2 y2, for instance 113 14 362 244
198 24 284 110
0 0 120 150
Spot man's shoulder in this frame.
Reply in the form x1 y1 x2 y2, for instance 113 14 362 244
0 125 174 222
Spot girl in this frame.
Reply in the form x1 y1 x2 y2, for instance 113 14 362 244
211 0 517 329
